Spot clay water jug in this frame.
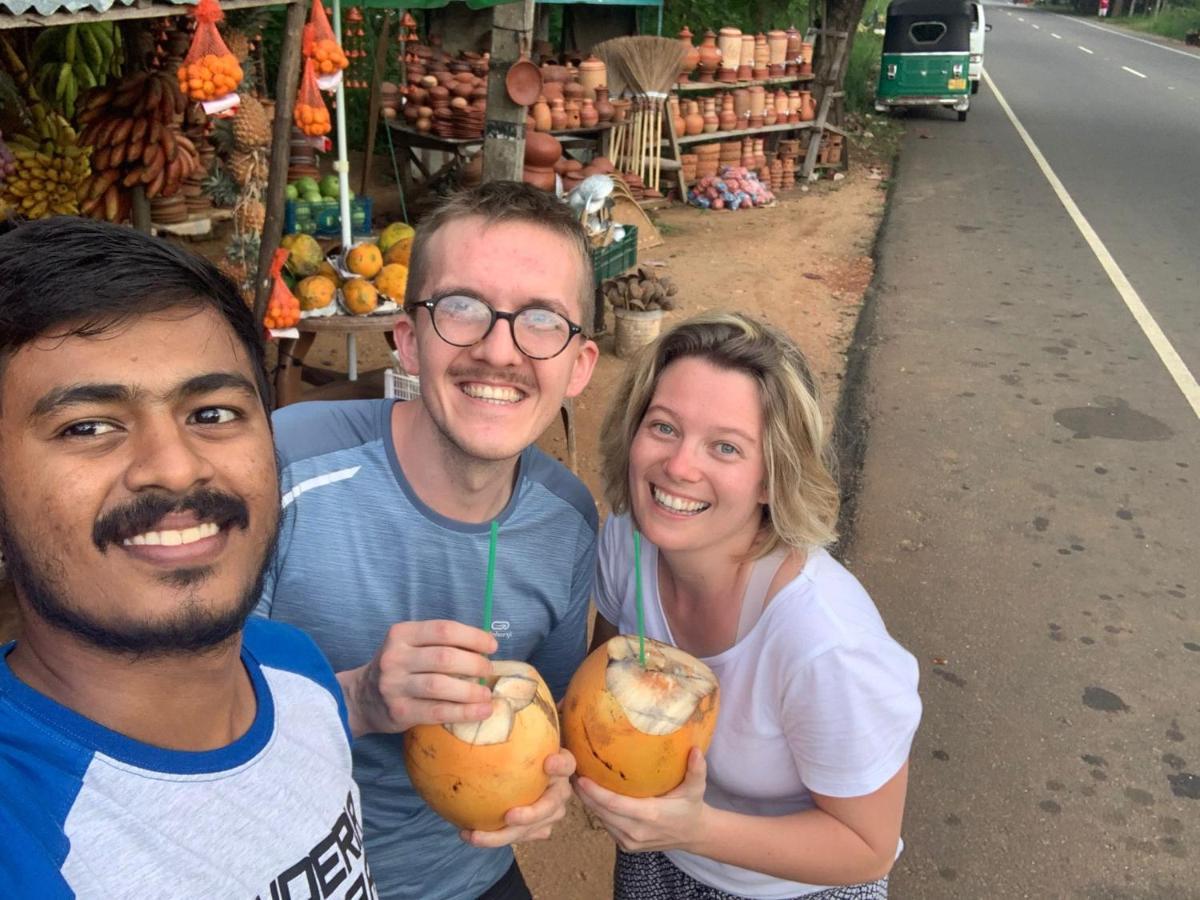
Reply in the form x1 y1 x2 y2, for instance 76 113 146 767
532 96 552 132
564 98 582 129
717 26 742 81
697 30 721 83
702 96 719 133
767 30 788 75
669 96 685 136
774 88 790 119
738 34 754 81
786 25 802 61
753 33 770 77
801 41 814 65
763 95 777 126
733 88 750 120
684 99 704 135
578 55 606 99
580 98 599 128
800 89 816 121
594 86 614 123
550 97 567 130
718 94 737 131
678 26 700 82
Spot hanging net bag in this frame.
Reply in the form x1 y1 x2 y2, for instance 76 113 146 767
178 0 244 113
306 4 349 88
294 54 332 138
264 248 301 331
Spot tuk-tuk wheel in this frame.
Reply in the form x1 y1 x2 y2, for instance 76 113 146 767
958 109 968 122
971 80 980 95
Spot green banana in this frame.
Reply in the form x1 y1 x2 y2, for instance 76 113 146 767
55 62 74 105
64 24 78 66
79 26 104 74
73 59 97 92
29 27 63 71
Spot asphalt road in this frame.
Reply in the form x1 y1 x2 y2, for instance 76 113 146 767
843 6 1200 897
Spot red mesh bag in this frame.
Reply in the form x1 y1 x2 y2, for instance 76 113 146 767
264 248 300 330
177 0 244 102
306 4 349 75
294 56 332 136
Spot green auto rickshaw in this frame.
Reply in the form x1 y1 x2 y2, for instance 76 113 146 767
875 0 972 121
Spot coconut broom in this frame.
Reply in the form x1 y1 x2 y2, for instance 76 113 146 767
592 37 635 173
619 37 686 195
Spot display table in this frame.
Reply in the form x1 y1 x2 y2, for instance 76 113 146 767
275 313 403 408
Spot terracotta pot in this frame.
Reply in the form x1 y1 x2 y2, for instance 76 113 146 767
697 30 721 83
669 96 685 137
564 98 582 129
718 95 737 131
800 89 816 122
748 85 766 117
763 96 777 127
775 88 790 118
580 98 599 128
550 97 568 131
522 165 557 192
678 27 700 82
738 35 754 81
525 130 562 168
786 25 802 61
754 33 769 70
767 30 789 72
684 99 704 136
563 81 585 102
732 89 750 119
717 27 742 80
594 86 614 123
611 98 631 124
702 96 719 133
578 55 606 99
799 61 814 77
532 97 552 132
801 41 814 65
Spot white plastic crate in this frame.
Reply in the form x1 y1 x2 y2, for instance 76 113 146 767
385 369 421 401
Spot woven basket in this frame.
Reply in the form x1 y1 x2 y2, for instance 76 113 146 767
613 307 665 359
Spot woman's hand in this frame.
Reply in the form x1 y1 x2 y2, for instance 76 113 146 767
573 747 710 853
460 748 577 848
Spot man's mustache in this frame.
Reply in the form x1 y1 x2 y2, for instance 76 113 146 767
92 489 249 551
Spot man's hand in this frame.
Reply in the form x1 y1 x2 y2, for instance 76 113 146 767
573 747 710 853
337 620 498 737
461 749 577 848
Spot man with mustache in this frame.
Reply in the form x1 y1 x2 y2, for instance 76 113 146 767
0 218 374 898
256 182 600 899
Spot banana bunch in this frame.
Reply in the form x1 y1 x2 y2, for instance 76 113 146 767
0 103 92 220
30 22 123 120
77 71 199 222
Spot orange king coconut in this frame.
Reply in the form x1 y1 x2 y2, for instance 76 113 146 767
562 635 720 797
404 661 560 831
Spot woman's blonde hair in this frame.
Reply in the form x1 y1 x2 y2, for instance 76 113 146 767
599 311 839 555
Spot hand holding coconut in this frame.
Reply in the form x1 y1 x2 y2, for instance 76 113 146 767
337 619 498 737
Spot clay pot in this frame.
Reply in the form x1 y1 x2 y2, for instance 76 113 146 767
799 61 814 77
684 99 704 136
702 96 718 133
775 88 790 118
800 89 816 122
610 98 630 124
580 98 599 128
763 96 777 127
717 27 742 80
754 33 770 71
801 41 814 65
767 30 789 74
696 30 720 83
594 86 614 123
669 96 685 137
550 97 568 131
532 97 552 132
748 85 766 117
578 55 607 99
505 58 543 107
541 81 564 103
589 156 615 174
564 98 582 129
738 35 754 81
563 80 585 102
786 25 802 61
678 26 699 82
522 165 556 192
718 95 737 131
525 130 562 168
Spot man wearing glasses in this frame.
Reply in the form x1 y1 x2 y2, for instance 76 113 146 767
256 181 600 900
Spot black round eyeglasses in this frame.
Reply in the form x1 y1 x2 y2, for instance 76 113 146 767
408 294 584 360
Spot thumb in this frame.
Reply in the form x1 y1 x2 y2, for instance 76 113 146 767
686 746 707 782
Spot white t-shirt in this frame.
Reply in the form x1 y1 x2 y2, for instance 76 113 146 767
595 513 922 899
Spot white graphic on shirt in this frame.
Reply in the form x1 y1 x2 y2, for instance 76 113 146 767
281 467 361 509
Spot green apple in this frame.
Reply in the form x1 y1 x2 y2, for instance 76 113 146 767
285 184 299 201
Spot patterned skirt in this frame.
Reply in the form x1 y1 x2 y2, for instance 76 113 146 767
614 850 889 900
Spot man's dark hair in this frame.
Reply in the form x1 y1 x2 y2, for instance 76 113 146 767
0 217 270 410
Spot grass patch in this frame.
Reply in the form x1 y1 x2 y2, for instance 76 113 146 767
1124 8 1200 41
845 28 884 115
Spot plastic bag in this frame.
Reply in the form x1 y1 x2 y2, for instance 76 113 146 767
306 6 349 76
294 57 332 137
265 248 301 330
177 0 244 105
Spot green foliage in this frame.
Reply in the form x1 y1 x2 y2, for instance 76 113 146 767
653 0 813 37
843 26 882 113
1125 6 1200 40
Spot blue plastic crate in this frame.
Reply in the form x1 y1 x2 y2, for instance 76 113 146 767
285 196 373 238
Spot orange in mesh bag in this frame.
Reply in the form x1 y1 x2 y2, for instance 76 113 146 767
294 57 332 136
177 0 244 102
306 5 349 75
264 248 301 330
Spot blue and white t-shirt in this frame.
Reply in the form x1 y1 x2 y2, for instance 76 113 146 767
0 617 375 900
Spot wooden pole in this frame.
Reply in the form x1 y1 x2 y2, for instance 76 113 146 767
361 10 394 197
482 0 534 183
253 0 306 330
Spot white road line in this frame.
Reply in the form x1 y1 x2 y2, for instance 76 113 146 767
1032 23 1041 30
1079 45 1094 54
1018 16 1026 21
984 69 1200 422
1052 33 1062 39
1064 14 1200 60
1122 65 1147 78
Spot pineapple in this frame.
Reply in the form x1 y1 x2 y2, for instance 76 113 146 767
232 95 271 150
202 162 240 208
234 197 266 234
228 149 267 187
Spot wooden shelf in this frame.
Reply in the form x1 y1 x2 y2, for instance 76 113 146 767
674 121 814 145
675 75 814 93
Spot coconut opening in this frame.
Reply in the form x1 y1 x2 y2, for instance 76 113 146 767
604 636 719 736
445 662 542 746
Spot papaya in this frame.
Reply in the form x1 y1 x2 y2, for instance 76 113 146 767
374 263 408 303
297 275 337 312
342 278 379 316
346 242 383 279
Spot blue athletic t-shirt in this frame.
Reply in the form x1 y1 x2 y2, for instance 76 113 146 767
256 398 598 900
0 617 375 899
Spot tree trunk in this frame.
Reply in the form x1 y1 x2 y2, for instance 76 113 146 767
814 0 867 125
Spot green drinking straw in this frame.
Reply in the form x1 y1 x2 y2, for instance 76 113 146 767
480 519 499 684
633 529 647 667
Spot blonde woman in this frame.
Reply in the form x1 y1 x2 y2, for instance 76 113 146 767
575 313 921 900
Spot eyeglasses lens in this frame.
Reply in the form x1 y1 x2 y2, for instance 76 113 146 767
431 296 571 359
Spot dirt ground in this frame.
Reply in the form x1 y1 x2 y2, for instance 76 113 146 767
0 137 891 898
